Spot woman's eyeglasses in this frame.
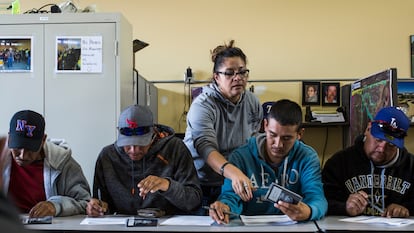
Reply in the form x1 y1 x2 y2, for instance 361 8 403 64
215 69 249 79
373 120 407 138
119 127 151 136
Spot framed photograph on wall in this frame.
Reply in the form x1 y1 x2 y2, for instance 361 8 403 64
322 82 340 106
0 37 33 72
302 81 320 106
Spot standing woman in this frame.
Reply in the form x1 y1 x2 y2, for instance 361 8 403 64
184 40 263 212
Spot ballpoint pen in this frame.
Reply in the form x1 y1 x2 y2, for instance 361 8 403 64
97 188 101 199
97 188 102 206
202 206 239 216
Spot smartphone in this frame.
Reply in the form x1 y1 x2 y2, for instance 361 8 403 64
126 218 158 227
21 216 53 224
264 182 302 204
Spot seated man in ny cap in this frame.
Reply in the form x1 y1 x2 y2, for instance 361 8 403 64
86 105 202 216
1 110 90 217
323 106 414 217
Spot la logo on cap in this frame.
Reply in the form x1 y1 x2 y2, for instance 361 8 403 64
15 119 36 137
389 118 398 129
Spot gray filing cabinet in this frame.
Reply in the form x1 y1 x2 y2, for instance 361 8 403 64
0 13 133 189
135 72 158 123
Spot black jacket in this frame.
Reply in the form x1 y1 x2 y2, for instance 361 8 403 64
322 135 414 216
92 124 202 215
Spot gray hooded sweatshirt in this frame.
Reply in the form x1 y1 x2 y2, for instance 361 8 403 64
2 139 91 216
184 82 263 186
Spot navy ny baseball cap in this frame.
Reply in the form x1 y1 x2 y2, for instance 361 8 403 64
8 110 45 151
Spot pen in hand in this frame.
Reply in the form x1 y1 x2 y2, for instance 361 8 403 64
97 188 102 206
202 206 239 216
96 188 108 215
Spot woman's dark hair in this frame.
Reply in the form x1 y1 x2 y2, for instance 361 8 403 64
210 40 247 72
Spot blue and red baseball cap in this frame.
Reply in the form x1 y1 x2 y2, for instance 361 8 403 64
370 106 409 149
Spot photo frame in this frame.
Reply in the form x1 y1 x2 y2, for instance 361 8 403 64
302 81 320 106
0 37 33 72
322 82 340 106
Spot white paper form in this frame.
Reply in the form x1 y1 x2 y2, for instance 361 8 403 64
240 215 297 225
339 216 414 227
80 216 131 225
311 112 345 123
160 215 214 226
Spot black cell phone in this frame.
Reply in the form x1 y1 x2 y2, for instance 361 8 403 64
21 216 53 224
264 182 302 204
126 218 158 227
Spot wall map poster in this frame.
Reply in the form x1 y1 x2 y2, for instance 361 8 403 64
349 69 396 144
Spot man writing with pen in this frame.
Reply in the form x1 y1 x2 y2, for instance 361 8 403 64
323 106 414 217
208 100 327 224
86 105 202 216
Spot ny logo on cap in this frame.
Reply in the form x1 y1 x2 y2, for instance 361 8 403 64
126 118 138 128
15 120 36 137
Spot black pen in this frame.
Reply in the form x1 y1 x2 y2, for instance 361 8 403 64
202 206 239 216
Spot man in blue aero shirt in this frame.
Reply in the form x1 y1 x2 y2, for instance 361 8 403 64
208 99 327 224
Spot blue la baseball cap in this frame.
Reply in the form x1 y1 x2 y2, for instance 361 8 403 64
370 106 409 149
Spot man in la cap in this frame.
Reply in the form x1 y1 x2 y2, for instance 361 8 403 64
323 106 414 217
86 105 202 216
1 110 90 217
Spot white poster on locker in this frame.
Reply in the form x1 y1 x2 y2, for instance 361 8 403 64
55 36 102 73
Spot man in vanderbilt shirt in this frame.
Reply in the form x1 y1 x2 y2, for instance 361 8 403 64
208 99 327 224
323 106 414 217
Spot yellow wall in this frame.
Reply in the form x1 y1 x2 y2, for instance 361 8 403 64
18 0 414 162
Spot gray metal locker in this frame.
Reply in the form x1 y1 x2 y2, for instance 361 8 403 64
0 13 133 189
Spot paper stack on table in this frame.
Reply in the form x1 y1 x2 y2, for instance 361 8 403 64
340 216 414 227
240 215 296 226
80 216 130 225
